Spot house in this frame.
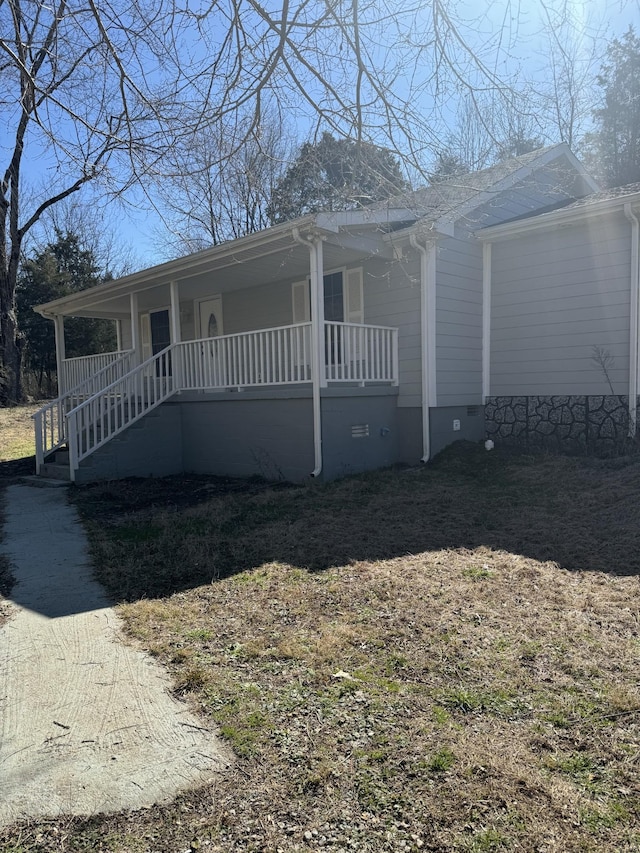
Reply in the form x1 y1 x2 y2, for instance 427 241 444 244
32 143 600 483
480 183 640 453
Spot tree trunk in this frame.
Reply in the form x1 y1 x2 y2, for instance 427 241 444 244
0 269 24 406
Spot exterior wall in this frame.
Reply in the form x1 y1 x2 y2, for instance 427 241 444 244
221 280 295 335
180 392 314 482
435 230 483 406
396 407 423 463
364 255 422 408
76 404 183 483
485 395 639 456
490 213 632 396
321 389 399 479
429 405 485 457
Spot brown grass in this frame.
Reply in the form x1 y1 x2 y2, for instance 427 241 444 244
2 443 640 851
0 403 40 463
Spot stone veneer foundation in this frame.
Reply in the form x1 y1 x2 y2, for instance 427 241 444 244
485 395 640 455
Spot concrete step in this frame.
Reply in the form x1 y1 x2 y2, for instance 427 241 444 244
38 462 71 481
54 449 70 464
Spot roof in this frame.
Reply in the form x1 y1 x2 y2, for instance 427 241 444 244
374 143 598 230
477 182 640 241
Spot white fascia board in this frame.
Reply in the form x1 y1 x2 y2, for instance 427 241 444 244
35 215 319 317
316 208 418 231
433 143 597 234
383 219 453 246
476 193 640 242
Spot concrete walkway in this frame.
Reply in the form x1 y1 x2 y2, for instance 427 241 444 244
0 484 231 829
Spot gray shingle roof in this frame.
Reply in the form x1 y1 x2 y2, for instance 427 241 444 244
374 144 576 223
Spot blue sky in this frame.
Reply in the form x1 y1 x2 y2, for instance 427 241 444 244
16 0 640 272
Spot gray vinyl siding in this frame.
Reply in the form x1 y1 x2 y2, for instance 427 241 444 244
435 230 483 406
490 213 632 396
222 280 294 335
363 256 422 408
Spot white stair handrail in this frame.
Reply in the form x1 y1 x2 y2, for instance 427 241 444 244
33 350 134 473
66 346 176 480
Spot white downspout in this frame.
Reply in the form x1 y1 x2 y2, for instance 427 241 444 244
410 234 436 462
482 242 492 404
293 227 324 476
624 204 639 437
53 315 66 396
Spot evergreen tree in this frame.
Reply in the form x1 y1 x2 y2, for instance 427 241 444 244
268 133 409 224
17 232 116 397
588 27 640 187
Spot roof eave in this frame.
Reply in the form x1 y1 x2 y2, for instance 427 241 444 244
476 192 640 242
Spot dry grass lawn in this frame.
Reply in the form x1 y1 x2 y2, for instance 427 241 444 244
0 403 39 464
0 433 639 851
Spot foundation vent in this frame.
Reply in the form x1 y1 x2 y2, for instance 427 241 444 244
351 424 370 438
466 406 480 417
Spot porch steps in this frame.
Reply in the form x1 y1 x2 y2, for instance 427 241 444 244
36 406 174 484
38 449 72 482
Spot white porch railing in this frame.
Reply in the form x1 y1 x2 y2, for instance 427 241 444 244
62 350 131 393
33 350 135 473
179 323 313 390
324 321 398 384
37 322 398 481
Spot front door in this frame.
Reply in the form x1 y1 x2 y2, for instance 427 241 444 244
198 296 224 339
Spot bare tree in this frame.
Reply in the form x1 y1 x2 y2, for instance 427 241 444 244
153 117 293 256
0 0 594 403
538 0 602 149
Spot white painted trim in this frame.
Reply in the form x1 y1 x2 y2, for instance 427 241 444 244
170 280 181 343
292 228 325 476
130 293 140 363
410 235 436 462
625 205 640 437
482 242 492 404
54 315 66 394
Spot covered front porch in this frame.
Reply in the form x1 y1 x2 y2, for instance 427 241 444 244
33 212 409 482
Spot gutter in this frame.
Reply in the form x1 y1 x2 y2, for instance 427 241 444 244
624 204 640 437
292 227 324 477
410 234 436 462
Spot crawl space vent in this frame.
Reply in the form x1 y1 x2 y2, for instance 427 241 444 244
351 424 370 438
466 406 480 417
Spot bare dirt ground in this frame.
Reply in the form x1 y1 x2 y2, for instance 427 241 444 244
0 405 639 852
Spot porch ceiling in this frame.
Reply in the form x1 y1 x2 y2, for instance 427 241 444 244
35 213 407 320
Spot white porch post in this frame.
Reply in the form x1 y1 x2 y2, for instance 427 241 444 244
293 227 325 476
482 241 492 405
170 280 182 391
115 319 123 352
54 314 66 395
130 293 140 364
410 234 437 463
169 280 181 343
